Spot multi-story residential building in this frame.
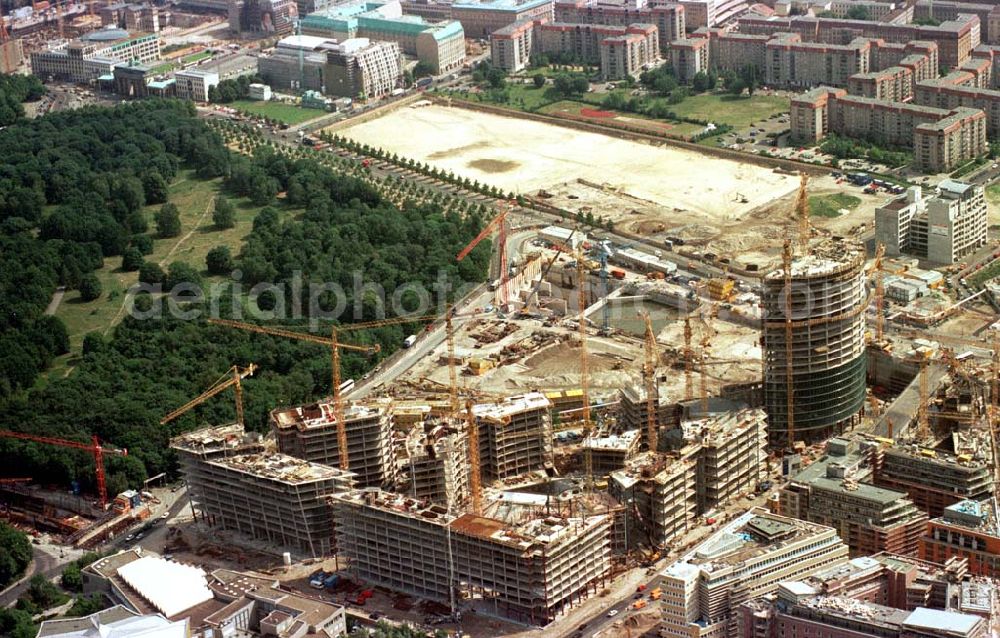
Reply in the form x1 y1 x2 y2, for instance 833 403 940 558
764 34 871 89
914 0 998 45
257 34 332 91
228 0 298 36
301 0 466 74
875 181 988 264
737 13 980 68
848 65 913 101
451 0 554 37
554 0 685 53
922 499 1000 577
662 508 850 638
30 30 161 82
790 87 987 173
599 26 658 78
670 36 709 82
174 68 219 101
491 17 541 71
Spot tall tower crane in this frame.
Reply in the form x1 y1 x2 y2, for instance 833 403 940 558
642 312 658 454
577 252 593 488
465 399 482 515
869 242 887 344
161 364 257 426
782 239 796 450
795 174 810 255
699 307 716 416
456 203 512 308
0 431 127 509
597 241 614 335
683 317 694 402
915 350 932 441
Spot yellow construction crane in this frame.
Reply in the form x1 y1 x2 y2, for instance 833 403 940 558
642 312 658 454
683 317 694 403
446 308 459 415
795 174 810 255
868 242 886 344
782 239 796 450
915 350 932 441
698 306 716 416
577 253 593 488
465 399 482 515
207 318 378 470
161 364 257 426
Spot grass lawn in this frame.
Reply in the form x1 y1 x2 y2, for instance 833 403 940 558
44 171 274 378
666 93 789 129
497 84 559 111
809 193 862 218
150 62 177 75
230 100 325 125
183 51 213 65
988 183 1000 204
810 193 862 218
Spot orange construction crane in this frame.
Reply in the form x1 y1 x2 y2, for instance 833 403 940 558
161 364 257 426
683 317 694 402
642 312 658 454
456 203 512 307
782 239 796 450
0 431 126 509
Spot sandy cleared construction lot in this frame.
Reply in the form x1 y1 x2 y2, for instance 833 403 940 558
336 103 799 223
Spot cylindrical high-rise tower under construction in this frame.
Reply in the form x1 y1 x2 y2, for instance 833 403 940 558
762 242 867 446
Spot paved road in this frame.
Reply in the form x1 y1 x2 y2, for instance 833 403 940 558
0 545 67 608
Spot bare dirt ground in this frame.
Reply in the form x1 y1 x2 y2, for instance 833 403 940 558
335 103 799 228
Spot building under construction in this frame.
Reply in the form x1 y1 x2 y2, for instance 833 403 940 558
617 382 681 444
404 420 469 511
694 409 768 512
781 437 928 556
270 399 396 488
763 242 868 446
171 426 355 556
473 392 553 481
330 489 612 625
874 434 995 518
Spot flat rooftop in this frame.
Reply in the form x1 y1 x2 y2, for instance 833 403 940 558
207 453 355 484
169 423 262 454
271 399 388 431
472 392 551 421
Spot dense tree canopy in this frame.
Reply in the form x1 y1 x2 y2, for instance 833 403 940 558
0 100 489 498
0 522 31 589
0 74 45 126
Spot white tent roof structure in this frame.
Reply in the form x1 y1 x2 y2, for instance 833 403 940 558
117 556 214 618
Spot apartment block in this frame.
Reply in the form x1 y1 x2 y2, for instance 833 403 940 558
737 14 980 68
670 36 709 83
914 71 1000 136
331 489 612 625
31 31 161 83
765 34 871 89
740 591 988 638
491 17 539 72
600 26 659 79
270 399 397 488
848 65 913 101
914 1 998 45
780 437 928 557
703 31 769 74
473 392 552 481
661 508 850 638
875 181 989 265
404 421 469 511
229 0 298 36
174 69 219 101
169 431 356 557
554 0 685 53
451 0 554 38
921 500 1000 578
790 87 987 172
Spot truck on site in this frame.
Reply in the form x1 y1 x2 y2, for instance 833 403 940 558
633 600 647 610
403 334 417 348
650 588 663 600
309 570 327 588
